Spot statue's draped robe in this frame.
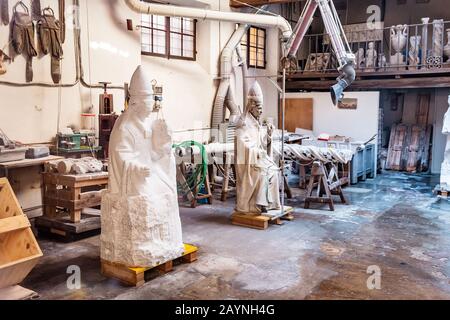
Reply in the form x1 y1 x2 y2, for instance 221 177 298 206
441 99 450 186
101 97 184 267
235 113 281 214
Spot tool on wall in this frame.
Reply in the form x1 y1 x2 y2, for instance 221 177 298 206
59 0 65 43
0 0 8 25
99 82 114 114
10 1 38 83
37 7 64 84
31 0 42 20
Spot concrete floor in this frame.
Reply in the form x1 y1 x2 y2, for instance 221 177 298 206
23 171 450 300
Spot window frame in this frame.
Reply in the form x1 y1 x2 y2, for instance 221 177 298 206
141 15 197 61
242 26 267 70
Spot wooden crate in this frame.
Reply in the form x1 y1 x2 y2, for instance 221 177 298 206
42 172 108 223
101 244 198 287
0 178 43 290
231 207 294 230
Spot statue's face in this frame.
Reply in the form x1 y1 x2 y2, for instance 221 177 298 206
249 101 263 120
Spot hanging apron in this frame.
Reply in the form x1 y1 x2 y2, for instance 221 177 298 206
10 2 38 82
37 7 64 84
0 0 8 25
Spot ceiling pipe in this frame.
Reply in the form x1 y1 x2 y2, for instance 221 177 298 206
124 0 293 40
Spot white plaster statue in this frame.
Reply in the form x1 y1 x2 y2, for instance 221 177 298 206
441 95 450 187
432 19 444 58
444 28 450 63
235 82 281 215
355 48 365 70
365 42 377 72
409 36 421 70
101 66 184 267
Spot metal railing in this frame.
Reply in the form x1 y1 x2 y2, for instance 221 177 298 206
295 20 450 74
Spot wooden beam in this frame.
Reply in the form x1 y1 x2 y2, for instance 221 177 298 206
230 0 294 8
286 77 450 91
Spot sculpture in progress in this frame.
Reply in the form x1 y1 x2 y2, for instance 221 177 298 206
235 82 281 215
101 66 184 267
441 95 450 187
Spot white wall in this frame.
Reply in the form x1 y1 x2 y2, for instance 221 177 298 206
285 91 380 143
285 91 380 176
0 0 141 144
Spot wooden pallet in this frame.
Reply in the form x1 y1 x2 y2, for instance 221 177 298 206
101 244 198 287
434 185 449 199
43 172 108 223
231 207 294 230
36 209 101 242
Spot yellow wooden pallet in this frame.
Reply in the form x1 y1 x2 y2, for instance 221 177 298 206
101 244 198 287
231 207 294 230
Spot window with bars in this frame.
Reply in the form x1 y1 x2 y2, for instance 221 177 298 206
241 26 267 69
141 15 197 60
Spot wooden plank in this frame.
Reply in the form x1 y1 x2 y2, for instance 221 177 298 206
386 124 408 171
416 94 431 126
0 156 64 170
231 213 270 230
44 193 102 211
0 216 31 234
286 76 450 91
279 98 313 132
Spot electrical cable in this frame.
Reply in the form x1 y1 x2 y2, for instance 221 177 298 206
173 141 208 194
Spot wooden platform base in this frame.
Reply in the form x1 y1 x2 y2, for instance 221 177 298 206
101 244 198 287
0 285 39 300
35 209 101 242
434 184 449 199
231 207 294 230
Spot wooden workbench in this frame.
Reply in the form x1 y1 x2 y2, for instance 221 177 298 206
0 156 64 217
0 156 64 177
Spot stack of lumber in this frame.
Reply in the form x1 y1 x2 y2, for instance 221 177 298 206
45 157 103 175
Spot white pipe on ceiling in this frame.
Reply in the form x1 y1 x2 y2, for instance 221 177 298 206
124 0 293 40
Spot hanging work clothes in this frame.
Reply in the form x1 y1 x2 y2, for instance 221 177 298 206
31 0 42 21
37 8 64 84
0 0 9 25
59 0 65 44
10 2 38 82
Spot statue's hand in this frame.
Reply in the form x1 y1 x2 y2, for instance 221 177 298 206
140 166 151 177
